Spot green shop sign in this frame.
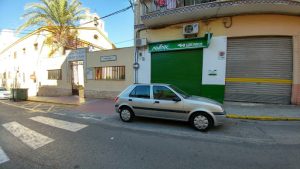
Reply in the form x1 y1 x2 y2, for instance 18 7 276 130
149 33 212 53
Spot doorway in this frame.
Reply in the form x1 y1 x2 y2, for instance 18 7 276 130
71 61 84 95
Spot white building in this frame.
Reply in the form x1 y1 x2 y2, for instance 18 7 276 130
0 13 115 97
0 29 18 50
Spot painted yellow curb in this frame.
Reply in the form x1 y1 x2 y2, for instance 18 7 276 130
225 78 292 84
226 114 300 121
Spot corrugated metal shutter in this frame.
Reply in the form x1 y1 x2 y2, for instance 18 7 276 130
225 37 293 104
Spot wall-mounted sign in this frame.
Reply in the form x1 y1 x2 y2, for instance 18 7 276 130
67 48 86 61
86 67 94 80
208 70 217 76
149 33 212 53
30 74 36 80
100 55 117 62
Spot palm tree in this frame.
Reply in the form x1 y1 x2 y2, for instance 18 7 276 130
18 0 88 56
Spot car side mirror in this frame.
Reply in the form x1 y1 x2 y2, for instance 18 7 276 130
172 97 181 102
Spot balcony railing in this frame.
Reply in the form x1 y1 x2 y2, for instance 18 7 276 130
140 0 300 28
142 0 217 14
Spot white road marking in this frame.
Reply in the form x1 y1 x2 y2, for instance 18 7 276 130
2 122 54 149
0 147 9 164
32 103 42 110
22 102 35 107
47 105 54 112
30 116 88 132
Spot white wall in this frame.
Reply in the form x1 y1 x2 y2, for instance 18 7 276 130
136 48 151 83
0 29 18 51
202 36 227 85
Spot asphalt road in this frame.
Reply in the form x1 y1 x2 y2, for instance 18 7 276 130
0 101 300 169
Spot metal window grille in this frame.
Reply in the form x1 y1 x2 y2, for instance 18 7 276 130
95 66 125 80
48 69 62 80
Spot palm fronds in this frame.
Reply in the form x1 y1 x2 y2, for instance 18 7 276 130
18 0 88 57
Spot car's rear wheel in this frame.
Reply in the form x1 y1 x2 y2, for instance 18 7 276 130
190 113 212 132
119 107 134 122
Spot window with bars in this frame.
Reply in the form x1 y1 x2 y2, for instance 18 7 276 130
95 66 125 80
48 69 62 80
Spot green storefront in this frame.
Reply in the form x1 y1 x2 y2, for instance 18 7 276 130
149 33 225 103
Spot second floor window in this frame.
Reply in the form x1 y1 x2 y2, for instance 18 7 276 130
95 66 125 80
34 43 38 50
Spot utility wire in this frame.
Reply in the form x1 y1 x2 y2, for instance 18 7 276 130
79 5 132 26
114 39 134 44
1 5 132 36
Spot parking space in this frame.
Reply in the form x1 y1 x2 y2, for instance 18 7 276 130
0 100 73 113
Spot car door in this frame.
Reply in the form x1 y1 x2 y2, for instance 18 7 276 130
128 85 153 116
151 85 187 121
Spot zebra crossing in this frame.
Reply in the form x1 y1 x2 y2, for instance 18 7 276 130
0 147 9 165
0 116 88 165
2 122 55 150
30 116 88 132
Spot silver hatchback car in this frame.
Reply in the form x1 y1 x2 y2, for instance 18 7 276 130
114 84 226 131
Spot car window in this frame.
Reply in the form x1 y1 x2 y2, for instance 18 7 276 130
153 86 178 100
0 88 6 91
169 85 190 99
129 85 150 99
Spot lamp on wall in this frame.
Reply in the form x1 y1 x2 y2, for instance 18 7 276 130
133 62 140 69
223 17 232 28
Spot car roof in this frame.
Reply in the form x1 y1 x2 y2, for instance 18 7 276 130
133 83 170 86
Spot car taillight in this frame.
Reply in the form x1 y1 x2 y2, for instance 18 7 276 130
114 97 119 103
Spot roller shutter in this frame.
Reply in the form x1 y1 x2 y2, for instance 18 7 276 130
225 36 293 104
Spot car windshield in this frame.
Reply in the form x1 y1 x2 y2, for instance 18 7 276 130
169 85 190 99
0 88 7 91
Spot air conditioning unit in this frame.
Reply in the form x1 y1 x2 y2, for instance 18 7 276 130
135 38 147 47
183 23 199 35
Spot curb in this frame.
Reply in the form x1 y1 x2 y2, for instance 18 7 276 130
27 99 80 106
226 114 300 121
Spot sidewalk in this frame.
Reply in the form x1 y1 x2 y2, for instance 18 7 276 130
224 102 300 120
28 96 86 105
27 96 300 121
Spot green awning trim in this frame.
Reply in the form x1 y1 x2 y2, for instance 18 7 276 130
149 32 212 53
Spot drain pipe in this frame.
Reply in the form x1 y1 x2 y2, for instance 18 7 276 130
133 1 148 84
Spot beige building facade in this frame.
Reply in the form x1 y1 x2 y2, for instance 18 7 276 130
134 0 300 105
85 47 134 99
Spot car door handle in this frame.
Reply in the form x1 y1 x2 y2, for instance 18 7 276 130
154 101 160 104
128 99 132 101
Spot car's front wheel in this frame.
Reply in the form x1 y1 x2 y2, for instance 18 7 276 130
190 113 212 132
119 107 134 122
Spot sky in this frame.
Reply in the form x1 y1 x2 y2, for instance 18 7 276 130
0 0 134 48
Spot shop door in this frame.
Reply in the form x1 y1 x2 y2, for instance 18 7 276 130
151 49 203 96
225 37 293 104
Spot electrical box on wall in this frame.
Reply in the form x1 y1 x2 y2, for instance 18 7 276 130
183 23 199 35
136 38 147 47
